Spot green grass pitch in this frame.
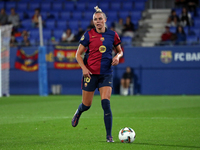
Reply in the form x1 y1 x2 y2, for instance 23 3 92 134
0 95 200 150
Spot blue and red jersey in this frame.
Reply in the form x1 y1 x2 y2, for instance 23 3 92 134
79 28 121 75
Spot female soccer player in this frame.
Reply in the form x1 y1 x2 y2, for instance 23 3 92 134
72 6 123 142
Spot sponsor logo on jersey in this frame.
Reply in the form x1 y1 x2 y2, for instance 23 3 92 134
84 77 90 83
99 45 106 53
160 51 172 64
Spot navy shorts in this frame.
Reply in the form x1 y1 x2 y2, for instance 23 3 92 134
82 74 113 91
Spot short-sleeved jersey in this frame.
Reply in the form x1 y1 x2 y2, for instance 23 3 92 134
80 28 121 75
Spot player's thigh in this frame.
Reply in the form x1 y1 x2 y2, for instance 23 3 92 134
99 86 112 100
82 90 95 106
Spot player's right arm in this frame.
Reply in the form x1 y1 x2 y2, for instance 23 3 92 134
76 44 92 79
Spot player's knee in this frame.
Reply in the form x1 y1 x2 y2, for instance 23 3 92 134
101 99 111 112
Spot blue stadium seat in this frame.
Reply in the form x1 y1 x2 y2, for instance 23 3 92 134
57 21 67 29
40 2 52 11
110 2 121 10
53 29 64 40
52 2 63 10
106 11 118 21
17 2 28 11
17 12 25 20
30 29 39 39
50 11 60 19
170 27 176 33
83 11 94 20
68 21 79 30
98 3 110 11
28 2 40 10
121 36 132 46
87 2 99 10
25 11 34 19
130 11 142 20
45 20 56 29
80 21 89 30
5 2 17 10
194 19 200 27
43 29 52 39
21 20 32 29
187 35 198 45
60 11 71 20
40 12 48 20
76 2 86 10
72 11 83 20
189 27 200 36
64 2 75 11
134 2 145 10
118 11 130 20
122 2 133 10
0 2 4 9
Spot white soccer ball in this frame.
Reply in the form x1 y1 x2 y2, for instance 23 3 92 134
118 127 136 143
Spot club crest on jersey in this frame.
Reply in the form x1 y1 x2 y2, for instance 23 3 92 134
99 45 106 53
84 83 87 87
100 37 104 41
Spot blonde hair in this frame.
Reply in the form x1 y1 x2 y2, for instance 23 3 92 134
93 6 107 19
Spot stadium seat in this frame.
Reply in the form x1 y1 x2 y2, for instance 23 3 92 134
0 2 4 9
87 2 99 10
21 20 32 29
40 12 48 20
134 2 145 10
106 11 118 21
189 27 200 36
60 11 71 20
130 11 142 20
170 27 176 33
64 2 75 11
80 21 89 30
49 11 60 19
84 11 94 20
68 21 79 30
40 2 52 11
43 29 52 39
76 2 86 10
72 11 83 20
28 2 40 10
98 3 110 11
110 2 121 10
17 12 25 20
57 20 67 29
193 19 200 27
17 2 28 11
121 36 132 46
187 35 198 45
30 29 40 39
45 20 56 29
118 11 130 20
5 2 17 10
122 2 133 10
52 2 63 10
53 29 64 40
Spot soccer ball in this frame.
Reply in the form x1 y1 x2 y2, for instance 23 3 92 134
118 127 136 143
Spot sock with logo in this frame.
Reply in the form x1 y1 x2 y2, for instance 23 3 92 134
101 99 112 137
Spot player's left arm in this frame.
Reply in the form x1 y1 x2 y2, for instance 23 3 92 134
112 44 123 66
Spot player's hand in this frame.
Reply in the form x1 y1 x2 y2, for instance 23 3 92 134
82 67 92 79
112 55 119 66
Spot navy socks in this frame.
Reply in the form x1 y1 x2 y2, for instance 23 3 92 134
77 103 90 116
101 99 112 137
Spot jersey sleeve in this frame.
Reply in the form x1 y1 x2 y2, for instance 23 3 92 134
79 31 90 47
113 31 121 47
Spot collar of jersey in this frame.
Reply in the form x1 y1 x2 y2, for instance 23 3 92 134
94 27 107 34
